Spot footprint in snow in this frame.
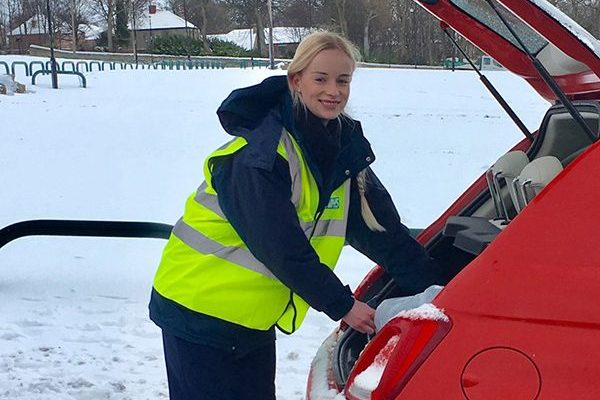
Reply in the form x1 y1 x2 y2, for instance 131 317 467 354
67 378 94 389
14 320 49 328
65 323 101 332
0 332 23 340
111 381 126 392
19 297 43 302
97 294 129 300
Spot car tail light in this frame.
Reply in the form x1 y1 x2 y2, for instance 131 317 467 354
345 316 451 400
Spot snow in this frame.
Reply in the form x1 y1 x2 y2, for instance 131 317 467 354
209 27 314 51
305 331 342 400
11 14 48 36
529 0 600 58
345 304 447 395
80 24 104 41
0 55 549 399
10 15 102 40
0 75 18 94
134 9 197 31
393 304 449 322
374 285 444 331
351 336 400 394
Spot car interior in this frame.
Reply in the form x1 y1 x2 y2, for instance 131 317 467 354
332 100 600 388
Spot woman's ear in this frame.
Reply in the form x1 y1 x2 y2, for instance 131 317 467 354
290 73 302 91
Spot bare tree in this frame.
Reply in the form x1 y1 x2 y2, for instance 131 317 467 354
207 0 597 66
0 0 8 50
361 0 385 59
197 0 211 51
548 0 599 38
166 0 231 51
222 0 268 55
88 0 115 50
335 0 348 37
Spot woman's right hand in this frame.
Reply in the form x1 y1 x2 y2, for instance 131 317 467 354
342 300 376 335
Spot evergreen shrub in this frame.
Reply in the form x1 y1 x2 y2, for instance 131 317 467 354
147 35 250 57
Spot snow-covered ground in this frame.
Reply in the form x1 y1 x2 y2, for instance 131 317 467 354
0 55 549 399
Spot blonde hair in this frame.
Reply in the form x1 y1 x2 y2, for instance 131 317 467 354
287 31 361 106
356 169 386 232
287 32 385 233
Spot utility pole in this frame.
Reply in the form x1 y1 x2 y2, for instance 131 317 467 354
267 0 274 69
183 0 188 38
46 0 58 88
149 0 155 62
71 0 77 54
131 0 138 64
107 0 114 51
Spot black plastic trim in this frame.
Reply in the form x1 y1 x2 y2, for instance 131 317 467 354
0 219 173 249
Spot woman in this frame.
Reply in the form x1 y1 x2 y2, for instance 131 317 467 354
149 31 442 400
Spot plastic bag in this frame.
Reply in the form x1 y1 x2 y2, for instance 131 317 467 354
374 285 444 332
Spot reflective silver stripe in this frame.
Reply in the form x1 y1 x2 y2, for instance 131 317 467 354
300 180 351 237
215 138 238 152
341 179 352 219
300 219 346 237
173 218 276 279
280 133 303 207
194 182 226 219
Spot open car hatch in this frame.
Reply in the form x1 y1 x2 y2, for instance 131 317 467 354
416 0 600 101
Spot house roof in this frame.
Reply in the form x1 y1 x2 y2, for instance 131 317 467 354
209 27 314 51
133 9 197 31
10 14 101 40
11 14 47 36
80 24 103 40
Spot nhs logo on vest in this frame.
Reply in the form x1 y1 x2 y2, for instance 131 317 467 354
326 197 340 209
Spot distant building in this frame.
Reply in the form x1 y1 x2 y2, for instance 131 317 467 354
9 14 50 53
479 55 505 71
9 14 102 53
209 27 314 57
132 9 198 50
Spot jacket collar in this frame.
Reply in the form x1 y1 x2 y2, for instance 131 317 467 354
216 75 375 181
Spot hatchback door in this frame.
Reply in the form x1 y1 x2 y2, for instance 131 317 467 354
415 0 600 100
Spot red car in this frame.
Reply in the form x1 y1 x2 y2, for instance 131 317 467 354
306 1 600 399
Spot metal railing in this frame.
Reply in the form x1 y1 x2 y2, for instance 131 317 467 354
0 220 173 250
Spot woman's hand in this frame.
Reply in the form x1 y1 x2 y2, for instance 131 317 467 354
342 300 376 335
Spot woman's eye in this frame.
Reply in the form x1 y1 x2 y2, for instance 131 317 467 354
338 80 350 85
315 77 325 83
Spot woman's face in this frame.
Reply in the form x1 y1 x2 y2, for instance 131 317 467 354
291 48 354 121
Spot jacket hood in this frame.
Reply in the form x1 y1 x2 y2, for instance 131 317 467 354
216 75 295 170
217 75 294 138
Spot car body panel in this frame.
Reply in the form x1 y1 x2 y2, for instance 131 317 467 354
396 140 600 399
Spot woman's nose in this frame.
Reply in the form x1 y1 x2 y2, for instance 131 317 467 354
325 81 339 96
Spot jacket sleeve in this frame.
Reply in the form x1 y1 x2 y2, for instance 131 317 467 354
210 147 354 321
346 167 444 296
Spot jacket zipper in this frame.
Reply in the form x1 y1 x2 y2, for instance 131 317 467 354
278 206 326 334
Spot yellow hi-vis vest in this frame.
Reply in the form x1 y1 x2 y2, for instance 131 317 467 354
153 131 350 333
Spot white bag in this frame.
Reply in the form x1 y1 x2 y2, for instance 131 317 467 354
374 285 444 332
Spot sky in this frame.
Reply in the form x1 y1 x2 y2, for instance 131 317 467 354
0 57 550 399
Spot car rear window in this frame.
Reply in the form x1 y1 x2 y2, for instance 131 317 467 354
449 0 548 54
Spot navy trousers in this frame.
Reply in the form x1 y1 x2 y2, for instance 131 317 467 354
162 331 277 400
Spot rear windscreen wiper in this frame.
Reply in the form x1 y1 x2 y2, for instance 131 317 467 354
441 22 534 142
485 0 597 143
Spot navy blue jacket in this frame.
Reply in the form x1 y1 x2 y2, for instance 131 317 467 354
150 75 442 350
